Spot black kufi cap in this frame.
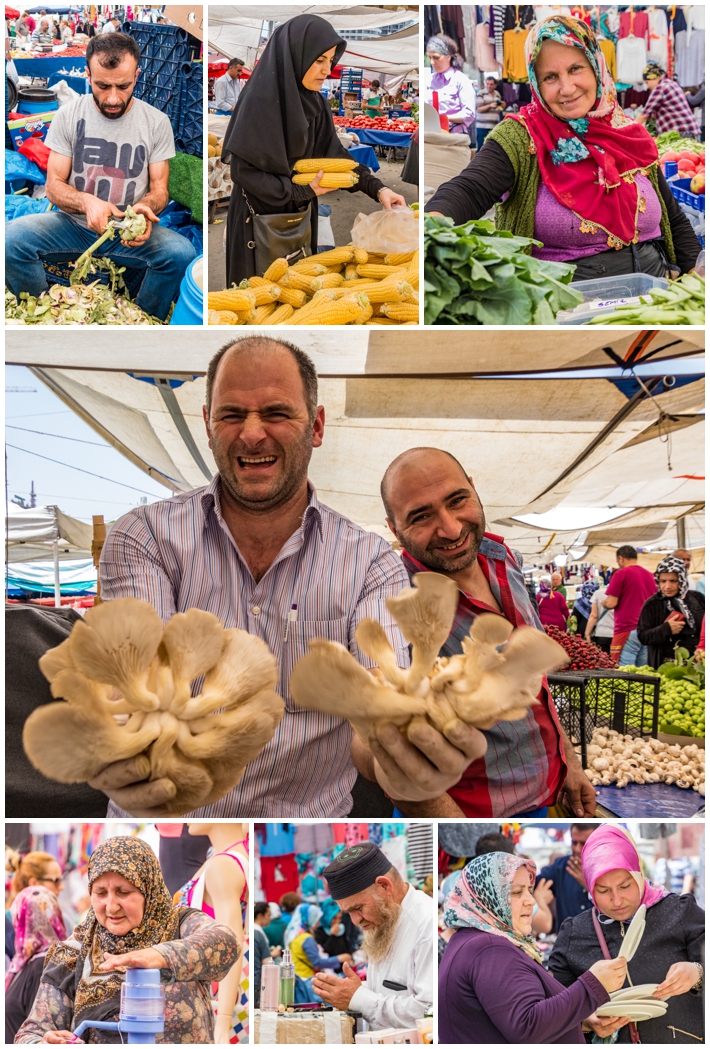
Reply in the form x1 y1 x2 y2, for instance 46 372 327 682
323 842 392 900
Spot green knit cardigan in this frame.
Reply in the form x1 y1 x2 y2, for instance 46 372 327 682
486 118 676 263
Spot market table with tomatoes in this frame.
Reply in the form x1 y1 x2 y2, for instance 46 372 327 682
11 48 87 78
334 113 415 150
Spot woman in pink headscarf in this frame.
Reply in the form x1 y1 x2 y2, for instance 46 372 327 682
5 886 67 1043
548 824 704 1044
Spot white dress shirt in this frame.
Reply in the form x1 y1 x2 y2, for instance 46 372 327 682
349 885 433 1030
214 71 242 111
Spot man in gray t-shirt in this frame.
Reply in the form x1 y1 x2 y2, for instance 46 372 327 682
5 31 196 321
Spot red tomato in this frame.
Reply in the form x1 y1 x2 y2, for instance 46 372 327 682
661 150 680 162
679 150 700 164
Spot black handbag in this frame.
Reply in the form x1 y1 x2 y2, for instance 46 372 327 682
242 189 312 275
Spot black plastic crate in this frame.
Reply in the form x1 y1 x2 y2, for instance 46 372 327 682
548 670 661 770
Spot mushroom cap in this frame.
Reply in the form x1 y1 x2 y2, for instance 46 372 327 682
355 618 408 689
184 629 279 719
161 609 227 686
68 598 163 692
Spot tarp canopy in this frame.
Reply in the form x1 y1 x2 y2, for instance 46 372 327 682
20 364 704 546
208 5 420 76
6 503 93 563
7 329 703 376
6 559 97 595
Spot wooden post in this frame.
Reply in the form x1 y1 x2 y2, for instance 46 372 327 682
92 515 106 605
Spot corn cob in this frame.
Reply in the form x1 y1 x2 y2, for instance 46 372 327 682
353 247 369 264
293 157 358 173
351 293 374 325
380 302 419 322
384 251 415 266
262 257 289 282
307 246 354 266
250 302 278 324
216 310 241 325
251 284 282 306
289 289 338 324
261 302 294 325
365 318 400 325
403 267 419 289
302 294 363 325
290 260 328 276
324 264 346 273
279 269 319 293
344 263 359 281
277 285 307 308
208 309 222 325
356 264 408 280
247 275 274 287
292 172 358 188
310 273 344 291
360 279 414 303
410 250 419 269
208 288 256 312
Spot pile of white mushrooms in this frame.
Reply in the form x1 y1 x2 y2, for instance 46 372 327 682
291 573 567 744
583 727 705 794
23 598 284 815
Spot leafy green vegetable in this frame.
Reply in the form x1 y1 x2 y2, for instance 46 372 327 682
70 205 148 286
5 270 163 326
424 215 583 325
654 130 705 156
584 273 705 325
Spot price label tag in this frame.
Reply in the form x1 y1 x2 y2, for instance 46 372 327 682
588 296 642 310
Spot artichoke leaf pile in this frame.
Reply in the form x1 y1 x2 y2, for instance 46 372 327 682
290 573 568 747
23 598 284 816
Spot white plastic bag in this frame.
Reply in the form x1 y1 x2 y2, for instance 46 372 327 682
52 79 80 107
350 205 419 254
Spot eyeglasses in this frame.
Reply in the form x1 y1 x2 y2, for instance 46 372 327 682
39 877 64 886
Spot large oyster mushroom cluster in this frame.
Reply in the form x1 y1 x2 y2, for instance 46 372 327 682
23 598 284 816
290 573 568 744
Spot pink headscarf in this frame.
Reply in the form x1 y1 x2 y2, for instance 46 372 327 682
581 825 669 914
5 886 67 991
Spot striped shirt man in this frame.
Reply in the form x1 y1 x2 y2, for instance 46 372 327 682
100 477 409 817
402 534 567 817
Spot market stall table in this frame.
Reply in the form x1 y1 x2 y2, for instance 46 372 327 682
345 126 413 148
594 782 705 818
347 142 380 172
12 55 87 77
254 1009 355 1044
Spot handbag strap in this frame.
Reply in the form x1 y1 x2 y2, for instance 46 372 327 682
241 187 258 217
591 911 641 1044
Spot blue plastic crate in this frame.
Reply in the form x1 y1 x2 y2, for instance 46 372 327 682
670 178 705 213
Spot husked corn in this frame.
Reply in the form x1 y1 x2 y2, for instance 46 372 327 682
356 264 408 280
293 157 358 173
352 247 368 264
208 309 222 325
248 275 273 287
262 257 289 282
250 302 278 323
380 302 419 322
292 172 358 188
308 246 354 266
365 318 399 325
384 251 415 266
344 263 359 281
277 286 307 308
288 289 338 324
403 268 419 289
280 269 318 293
303 295 363 325
353 297 374 324
361 279 414 303
290 260 328 276
208 288 256 312
252 284 281 306
310 273 344 291
217 310 240 325
261 302 294 325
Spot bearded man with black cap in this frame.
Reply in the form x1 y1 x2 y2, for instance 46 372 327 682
312 843 433 1030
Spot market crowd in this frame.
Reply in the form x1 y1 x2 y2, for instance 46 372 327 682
438 822 704 1044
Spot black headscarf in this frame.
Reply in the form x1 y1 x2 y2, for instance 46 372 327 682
222 14 347 176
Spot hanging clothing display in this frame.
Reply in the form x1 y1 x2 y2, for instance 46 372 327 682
647 7 669 67
368 824 384 847
492 5 506 65
344 823 369 847
441 5 466 61
476 20 499 71
293 825 335 856
504 5 535 31
260 854 300 900
674 29 705 89
503 28 530 81
616 35 647 84
618 9 649 46
600 9 620 43
259 824 296 857
407 824 434 883
534 6 572 22
424 5 441 44
380 834 409 881
598 37 616 81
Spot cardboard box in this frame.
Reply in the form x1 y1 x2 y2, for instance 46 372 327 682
164 5 203 41
7 111 56 152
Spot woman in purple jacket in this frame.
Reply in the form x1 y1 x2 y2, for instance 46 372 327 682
438 852 629 1043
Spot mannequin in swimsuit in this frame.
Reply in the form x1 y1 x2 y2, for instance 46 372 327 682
187 822 248 1046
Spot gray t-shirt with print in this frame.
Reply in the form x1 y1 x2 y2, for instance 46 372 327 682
45 94 175 227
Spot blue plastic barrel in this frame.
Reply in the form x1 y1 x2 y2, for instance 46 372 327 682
170 254 203 325
17 89 58 114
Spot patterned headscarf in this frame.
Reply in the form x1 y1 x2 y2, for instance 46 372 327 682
284 903 323 947
507 15 658 246
574 580 600 618
5 886 67 990
443 853 543 964
320 898 341 929
43 837 184 1028
655 555 695 630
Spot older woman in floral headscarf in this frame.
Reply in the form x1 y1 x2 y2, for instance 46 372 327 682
637 554 705 668
15 837 239 1044
6 887 67 1043
438 851 627 1043
548 825 704 1043
427 15 701 280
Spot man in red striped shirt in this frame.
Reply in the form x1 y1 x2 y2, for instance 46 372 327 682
378 447 597 819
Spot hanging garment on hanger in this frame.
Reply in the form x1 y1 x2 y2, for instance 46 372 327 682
442 5 467 60
598 37 616 81
666 6 686 35
619 9 649 46
534 5 572 22
688 5 705 33
476 20 499 70
493 5 506 64
675 29 705 89
503 27 530 82
504 4 535 30
616 35 647 84
647 8 669 66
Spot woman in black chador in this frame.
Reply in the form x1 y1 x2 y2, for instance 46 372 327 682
221 13 405 285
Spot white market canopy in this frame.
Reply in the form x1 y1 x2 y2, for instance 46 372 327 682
5 503 93 563
208 5 420 76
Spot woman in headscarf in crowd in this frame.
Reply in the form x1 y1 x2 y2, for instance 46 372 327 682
637 555 705 668
15 836 239 1044
9 852 65 905
427 16 701 280
438 851 629 1044
5 887 67 1044
221 13 405 285
636 61 702 140
548 825 704 1043
423 35 476 142
536 575 570 631
313 897 360 962
573 580 599 640
285 903 352 1003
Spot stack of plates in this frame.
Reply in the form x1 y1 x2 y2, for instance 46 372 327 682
596 906 667 1023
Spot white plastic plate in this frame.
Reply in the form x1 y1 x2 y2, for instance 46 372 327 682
597 1002 667 1021
618 904 647 962
609 984 659 1002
